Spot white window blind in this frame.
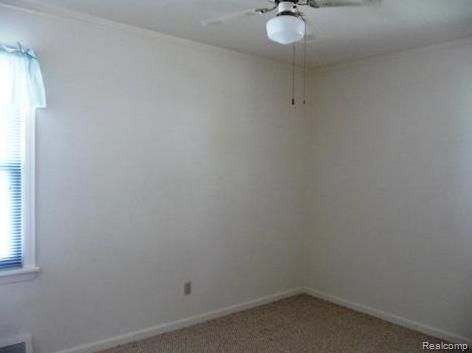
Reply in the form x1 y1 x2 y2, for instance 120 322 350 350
0 104 25 270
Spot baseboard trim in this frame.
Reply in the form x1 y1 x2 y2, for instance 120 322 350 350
304 287 472 346
54 288 304 353
51 286 472 353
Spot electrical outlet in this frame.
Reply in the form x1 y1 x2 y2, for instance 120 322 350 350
184 281 192 296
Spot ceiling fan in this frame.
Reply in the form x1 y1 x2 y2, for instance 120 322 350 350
202 0 380 45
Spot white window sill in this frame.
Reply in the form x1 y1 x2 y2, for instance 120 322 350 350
0 267 40 285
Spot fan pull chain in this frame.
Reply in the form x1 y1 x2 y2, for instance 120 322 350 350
303 29 307 105
292 44 296 106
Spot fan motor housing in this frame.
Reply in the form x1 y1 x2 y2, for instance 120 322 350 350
276 1 299 16
274 0 321 9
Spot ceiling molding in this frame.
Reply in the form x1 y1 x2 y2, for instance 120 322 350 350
2 0 471 69
0 0 304 71
309 35 472 74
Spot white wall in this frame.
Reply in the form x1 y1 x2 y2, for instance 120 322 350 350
2 3 472 352
304 38 472 341
0 6 304 353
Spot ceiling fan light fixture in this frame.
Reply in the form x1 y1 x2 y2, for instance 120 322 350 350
266 15 305 45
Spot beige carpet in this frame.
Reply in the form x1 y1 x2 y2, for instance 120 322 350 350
100 294 454 353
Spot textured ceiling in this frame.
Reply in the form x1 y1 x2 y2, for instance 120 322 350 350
4 0 472 67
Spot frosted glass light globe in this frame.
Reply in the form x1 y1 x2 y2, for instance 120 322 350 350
266 15 305 45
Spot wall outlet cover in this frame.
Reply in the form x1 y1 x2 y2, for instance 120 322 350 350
184 282 192 296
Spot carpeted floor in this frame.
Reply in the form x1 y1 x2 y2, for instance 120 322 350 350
100 294 454 353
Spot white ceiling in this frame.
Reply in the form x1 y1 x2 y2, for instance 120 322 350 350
10 0 472 67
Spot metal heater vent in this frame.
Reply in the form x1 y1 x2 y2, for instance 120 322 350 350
0 342 27 353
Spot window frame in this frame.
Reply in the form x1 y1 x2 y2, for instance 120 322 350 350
0 107 39 284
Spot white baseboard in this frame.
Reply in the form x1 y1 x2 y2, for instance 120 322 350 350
52 287 472 353
54 288 304 353
304 287 472 346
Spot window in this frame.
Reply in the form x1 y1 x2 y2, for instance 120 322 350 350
0 44 45 283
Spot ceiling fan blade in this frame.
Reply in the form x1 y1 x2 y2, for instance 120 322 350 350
201 6 276 26
201 9 258 26
305 0 380 8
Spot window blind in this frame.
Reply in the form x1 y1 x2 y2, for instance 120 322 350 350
0 104 24 270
